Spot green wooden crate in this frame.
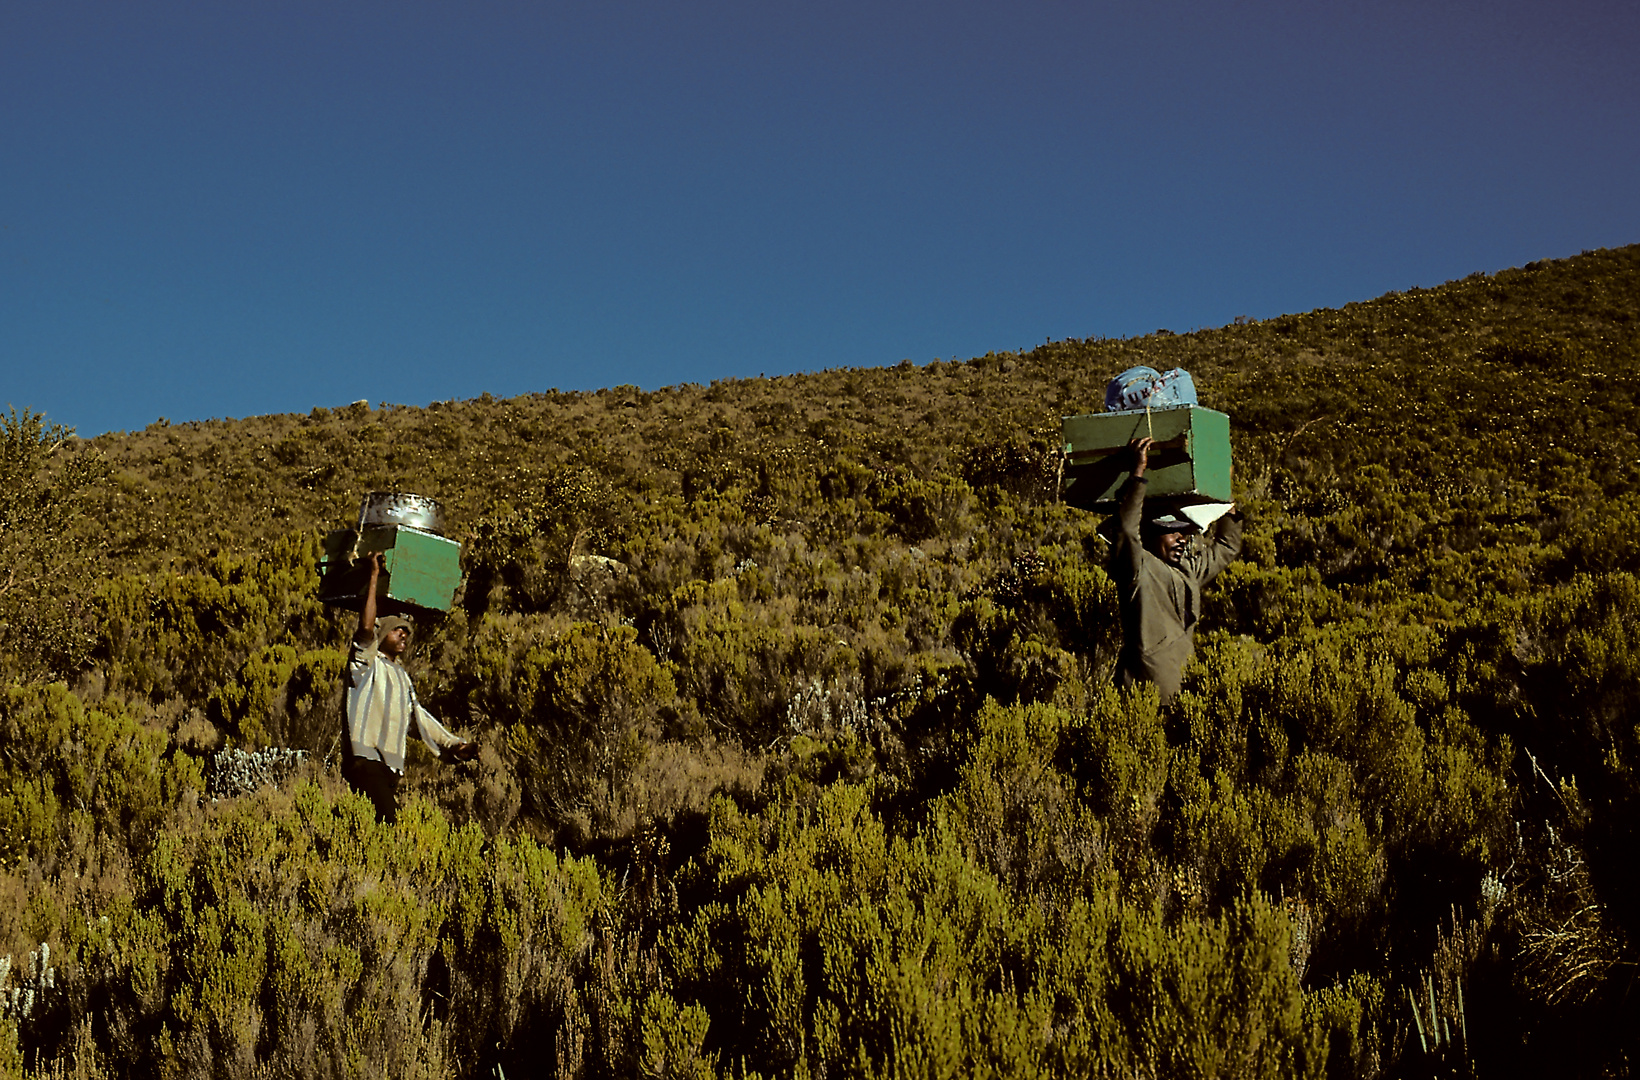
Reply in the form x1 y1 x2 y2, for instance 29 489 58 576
318 525 463 614
1061 405 1232 510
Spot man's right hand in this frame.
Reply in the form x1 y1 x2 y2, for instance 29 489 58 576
357 552 383 644
1129 436 1153 477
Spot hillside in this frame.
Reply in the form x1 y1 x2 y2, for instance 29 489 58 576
3 244 1639 1078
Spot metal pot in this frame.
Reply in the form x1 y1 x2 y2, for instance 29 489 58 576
358 492 444 535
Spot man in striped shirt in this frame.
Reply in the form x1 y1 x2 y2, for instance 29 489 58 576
342 552 478 823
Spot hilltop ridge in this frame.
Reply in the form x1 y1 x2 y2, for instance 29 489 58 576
73 244 1640 569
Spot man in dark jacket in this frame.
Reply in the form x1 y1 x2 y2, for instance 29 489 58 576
1111 436 1243 702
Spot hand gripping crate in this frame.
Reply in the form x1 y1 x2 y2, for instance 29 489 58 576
1060 405 1232 511
318 525 463 615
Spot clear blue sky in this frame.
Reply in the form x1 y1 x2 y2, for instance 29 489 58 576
3 0 1637 435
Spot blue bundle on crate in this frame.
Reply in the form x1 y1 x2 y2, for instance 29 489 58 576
1104 366 1198 413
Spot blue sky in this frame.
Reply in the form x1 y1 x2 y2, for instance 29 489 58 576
3 0 1637 436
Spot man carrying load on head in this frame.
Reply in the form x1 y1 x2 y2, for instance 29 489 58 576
342 552 478 823
1111 436 1244 702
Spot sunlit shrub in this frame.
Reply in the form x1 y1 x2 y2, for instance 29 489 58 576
480 620 676 835
207 644 344 751
0 683 189 869
96 534 328 702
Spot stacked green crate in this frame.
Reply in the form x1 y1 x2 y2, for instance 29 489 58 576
1061 405 1232 511
318 526 463 614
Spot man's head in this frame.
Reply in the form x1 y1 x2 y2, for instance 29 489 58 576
1142 514 1198 566
376 615 413 658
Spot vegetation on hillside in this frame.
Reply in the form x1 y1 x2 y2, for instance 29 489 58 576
3 245 1639 1077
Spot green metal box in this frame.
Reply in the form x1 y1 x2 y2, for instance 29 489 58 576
1061 405 1232 511
318 525 464 614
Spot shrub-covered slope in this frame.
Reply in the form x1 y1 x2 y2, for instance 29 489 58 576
2 244 1639 1078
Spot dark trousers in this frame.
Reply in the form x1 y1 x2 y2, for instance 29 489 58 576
342 756 402 823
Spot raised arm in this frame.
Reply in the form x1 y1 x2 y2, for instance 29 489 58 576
1114 437 1152 577
355 552 381 646
1197 506 1245 582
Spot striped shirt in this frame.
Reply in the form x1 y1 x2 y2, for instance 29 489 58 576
346 638 462 773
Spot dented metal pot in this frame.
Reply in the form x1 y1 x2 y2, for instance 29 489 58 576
358 491 444 535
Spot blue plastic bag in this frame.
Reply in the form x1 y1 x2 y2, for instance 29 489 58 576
1105 367 1198 412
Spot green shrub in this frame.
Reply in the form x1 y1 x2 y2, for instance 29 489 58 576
207 644 345 750
96 534 329 703
0 683 188 869
476 620 676 835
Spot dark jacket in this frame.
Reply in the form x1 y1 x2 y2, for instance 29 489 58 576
1110 476 1243 701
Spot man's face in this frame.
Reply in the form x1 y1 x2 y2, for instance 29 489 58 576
1153 529 1191 566
380 626 411 657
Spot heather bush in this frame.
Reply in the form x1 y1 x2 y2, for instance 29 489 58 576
0 408 111 682
207 644 345 751
0 683 190 870
475 619 676 835
96 534 330 703
668 781 1332 1080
